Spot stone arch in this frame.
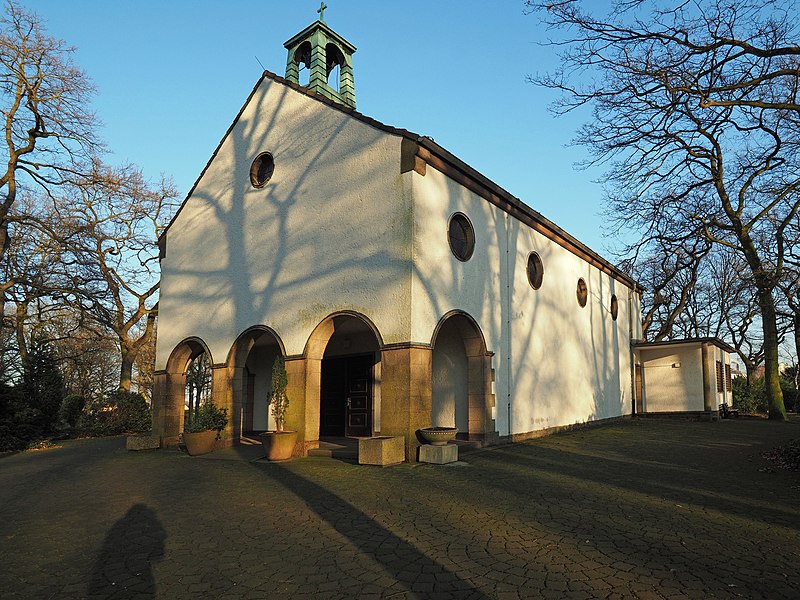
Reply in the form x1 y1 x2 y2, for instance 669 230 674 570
430 311 496 442
226 326 286 439
156 337 214 446
303 311 384 442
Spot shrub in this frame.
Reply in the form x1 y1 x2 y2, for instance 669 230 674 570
779 377 798 413
77 390 151 436
20 337 65 435
731 376 767 414
59 394 86 428
268 354 289 432
105 390 152 434
186 401 228 438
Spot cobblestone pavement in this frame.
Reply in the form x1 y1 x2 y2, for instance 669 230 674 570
1 418 798 599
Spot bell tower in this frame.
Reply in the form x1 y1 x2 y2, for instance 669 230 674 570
283 3 357 108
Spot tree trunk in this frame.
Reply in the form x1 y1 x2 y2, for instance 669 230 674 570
756 287 787 420
119 347 133 392
794 312 800 379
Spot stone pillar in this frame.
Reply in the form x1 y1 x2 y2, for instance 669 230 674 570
380 345 433 462
151 371 168 442
481 356 498 444
339 58 356 107
285 356 311 456
153 370 186 447
309 34 327 95
211 365 234 448
285 52 299 83
229 365 246 440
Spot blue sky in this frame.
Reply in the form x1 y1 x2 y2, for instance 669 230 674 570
28 0 614 255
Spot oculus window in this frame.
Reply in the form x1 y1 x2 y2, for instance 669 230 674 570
576 278 588 307
527 252 544 289
610 294 619 320
250 152 275 188
448 213 475 262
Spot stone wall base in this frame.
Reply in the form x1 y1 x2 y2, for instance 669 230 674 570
507 415 630 444
126 435 161 451
635 411 718 422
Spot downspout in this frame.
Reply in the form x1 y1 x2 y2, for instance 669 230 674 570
505 212 512 439
629 286 637 417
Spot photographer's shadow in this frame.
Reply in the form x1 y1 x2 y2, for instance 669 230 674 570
88 503 165 598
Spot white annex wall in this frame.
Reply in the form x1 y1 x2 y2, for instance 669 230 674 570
640 346 704 412
156 78 413 369
410 167 636 437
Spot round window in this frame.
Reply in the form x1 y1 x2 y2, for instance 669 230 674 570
610 294 619 320
448 213 475 261
250 152 275 188
527 252 544 289
576 278 588 307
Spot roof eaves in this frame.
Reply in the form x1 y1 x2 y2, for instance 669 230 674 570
634 337 736 354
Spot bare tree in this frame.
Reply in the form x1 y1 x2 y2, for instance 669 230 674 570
0 1 98 310
60 161 177 392
529 0 800 419
184 352 211 430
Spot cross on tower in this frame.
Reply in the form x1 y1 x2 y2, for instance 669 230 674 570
317 2 327 22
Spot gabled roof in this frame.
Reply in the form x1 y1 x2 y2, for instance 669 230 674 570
162 69 641 291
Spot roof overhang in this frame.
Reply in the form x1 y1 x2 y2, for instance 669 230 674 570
634 337 736 354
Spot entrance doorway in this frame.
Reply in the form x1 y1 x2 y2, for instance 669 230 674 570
309 313 382 440
321 353 374 437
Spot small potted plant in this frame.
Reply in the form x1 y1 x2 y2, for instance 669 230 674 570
260 354 297 460
183 401 228 456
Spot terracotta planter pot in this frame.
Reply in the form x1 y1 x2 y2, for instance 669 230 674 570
260 431 298 461
418 427 458 446
183 430 218 456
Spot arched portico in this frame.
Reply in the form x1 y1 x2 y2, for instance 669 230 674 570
152 337 213 446
431 311 496 443
226 326 286 441
302 312 383 446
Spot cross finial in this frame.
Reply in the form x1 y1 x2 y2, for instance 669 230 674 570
317 2 327 22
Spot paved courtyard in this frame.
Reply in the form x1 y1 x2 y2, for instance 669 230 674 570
0 417 798 599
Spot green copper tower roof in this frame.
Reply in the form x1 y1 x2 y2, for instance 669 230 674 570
283 4 356 108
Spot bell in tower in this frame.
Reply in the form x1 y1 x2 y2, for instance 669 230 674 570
283 3 357 108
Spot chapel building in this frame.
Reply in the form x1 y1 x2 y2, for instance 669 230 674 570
152 14 732 459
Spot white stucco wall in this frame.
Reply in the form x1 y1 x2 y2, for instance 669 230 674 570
638 343 732 413
640 346 704 412
156 78 413 369
410 167 636 437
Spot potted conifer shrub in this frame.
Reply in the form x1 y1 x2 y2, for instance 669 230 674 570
260 355 297 460
183 401 228 456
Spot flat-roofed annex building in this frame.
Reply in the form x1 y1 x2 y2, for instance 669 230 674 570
152 14 646 459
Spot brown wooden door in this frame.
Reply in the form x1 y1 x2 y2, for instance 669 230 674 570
320 354 373 437
345 354 373 437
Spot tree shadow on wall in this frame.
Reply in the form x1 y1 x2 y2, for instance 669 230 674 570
88 503 166 599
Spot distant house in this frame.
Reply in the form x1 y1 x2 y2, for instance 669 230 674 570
150 14 729 459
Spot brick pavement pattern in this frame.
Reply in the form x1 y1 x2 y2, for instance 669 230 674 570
0 418 798 599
